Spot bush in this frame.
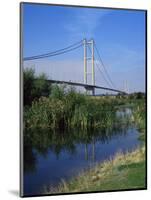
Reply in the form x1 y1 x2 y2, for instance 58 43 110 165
24 87 117 130
24 68 51 106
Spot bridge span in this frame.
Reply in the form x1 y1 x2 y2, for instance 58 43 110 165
24 39 128 95
46 79 127 95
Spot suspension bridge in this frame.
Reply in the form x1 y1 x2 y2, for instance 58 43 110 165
23 39 127 95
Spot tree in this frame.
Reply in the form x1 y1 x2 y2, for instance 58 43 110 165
23 68 51 106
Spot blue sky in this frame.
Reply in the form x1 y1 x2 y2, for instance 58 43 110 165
23 3 146 93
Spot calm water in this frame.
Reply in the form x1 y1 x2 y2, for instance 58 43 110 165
24 109 141 196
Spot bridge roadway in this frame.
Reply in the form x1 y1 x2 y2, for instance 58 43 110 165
46 79 126 94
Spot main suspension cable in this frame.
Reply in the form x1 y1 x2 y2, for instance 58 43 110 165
23 40 83 61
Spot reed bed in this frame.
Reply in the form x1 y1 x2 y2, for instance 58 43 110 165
24 85 120 130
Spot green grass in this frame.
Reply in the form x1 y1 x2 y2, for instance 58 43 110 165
46 146 146 194
138 132 146 142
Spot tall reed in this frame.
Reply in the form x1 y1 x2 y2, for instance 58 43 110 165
24 85 118 130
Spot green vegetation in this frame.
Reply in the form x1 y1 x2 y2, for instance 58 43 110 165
131 100 146 142
23 69 146 193
24 68 51 106
128 92 146 100
24 85 132 130
24 85 145 131
24 74 139 130
42 96 146 194
46 146 145 193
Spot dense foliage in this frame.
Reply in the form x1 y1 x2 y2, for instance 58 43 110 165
24 85 119 130
131 100 146 141
24 68 51 106
23 68 146 130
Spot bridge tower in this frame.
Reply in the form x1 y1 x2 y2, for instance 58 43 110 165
124 80 129 94
83 39 95 95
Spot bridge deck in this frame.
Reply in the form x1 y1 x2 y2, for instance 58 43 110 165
46 79 126 94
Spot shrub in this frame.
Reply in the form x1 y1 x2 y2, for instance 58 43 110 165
24 68 51 106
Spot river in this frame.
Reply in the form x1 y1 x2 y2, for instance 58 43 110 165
23 108 141 196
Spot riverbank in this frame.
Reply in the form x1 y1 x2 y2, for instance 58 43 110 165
47 145 146 194
43 98 146 194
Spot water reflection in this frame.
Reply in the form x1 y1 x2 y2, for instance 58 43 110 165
24 122 135 173
23 108 140 196
116 107 132 118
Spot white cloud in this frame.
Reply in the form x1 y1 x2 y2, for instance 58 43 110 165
64 9 110 40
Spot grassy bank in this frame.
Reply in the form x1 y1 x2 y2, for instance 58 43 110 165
44 99 146 194
47 146 146 194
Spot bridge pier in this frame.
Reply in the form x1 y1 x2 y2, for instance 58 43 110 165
85 86 95 96
92 88 95 96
